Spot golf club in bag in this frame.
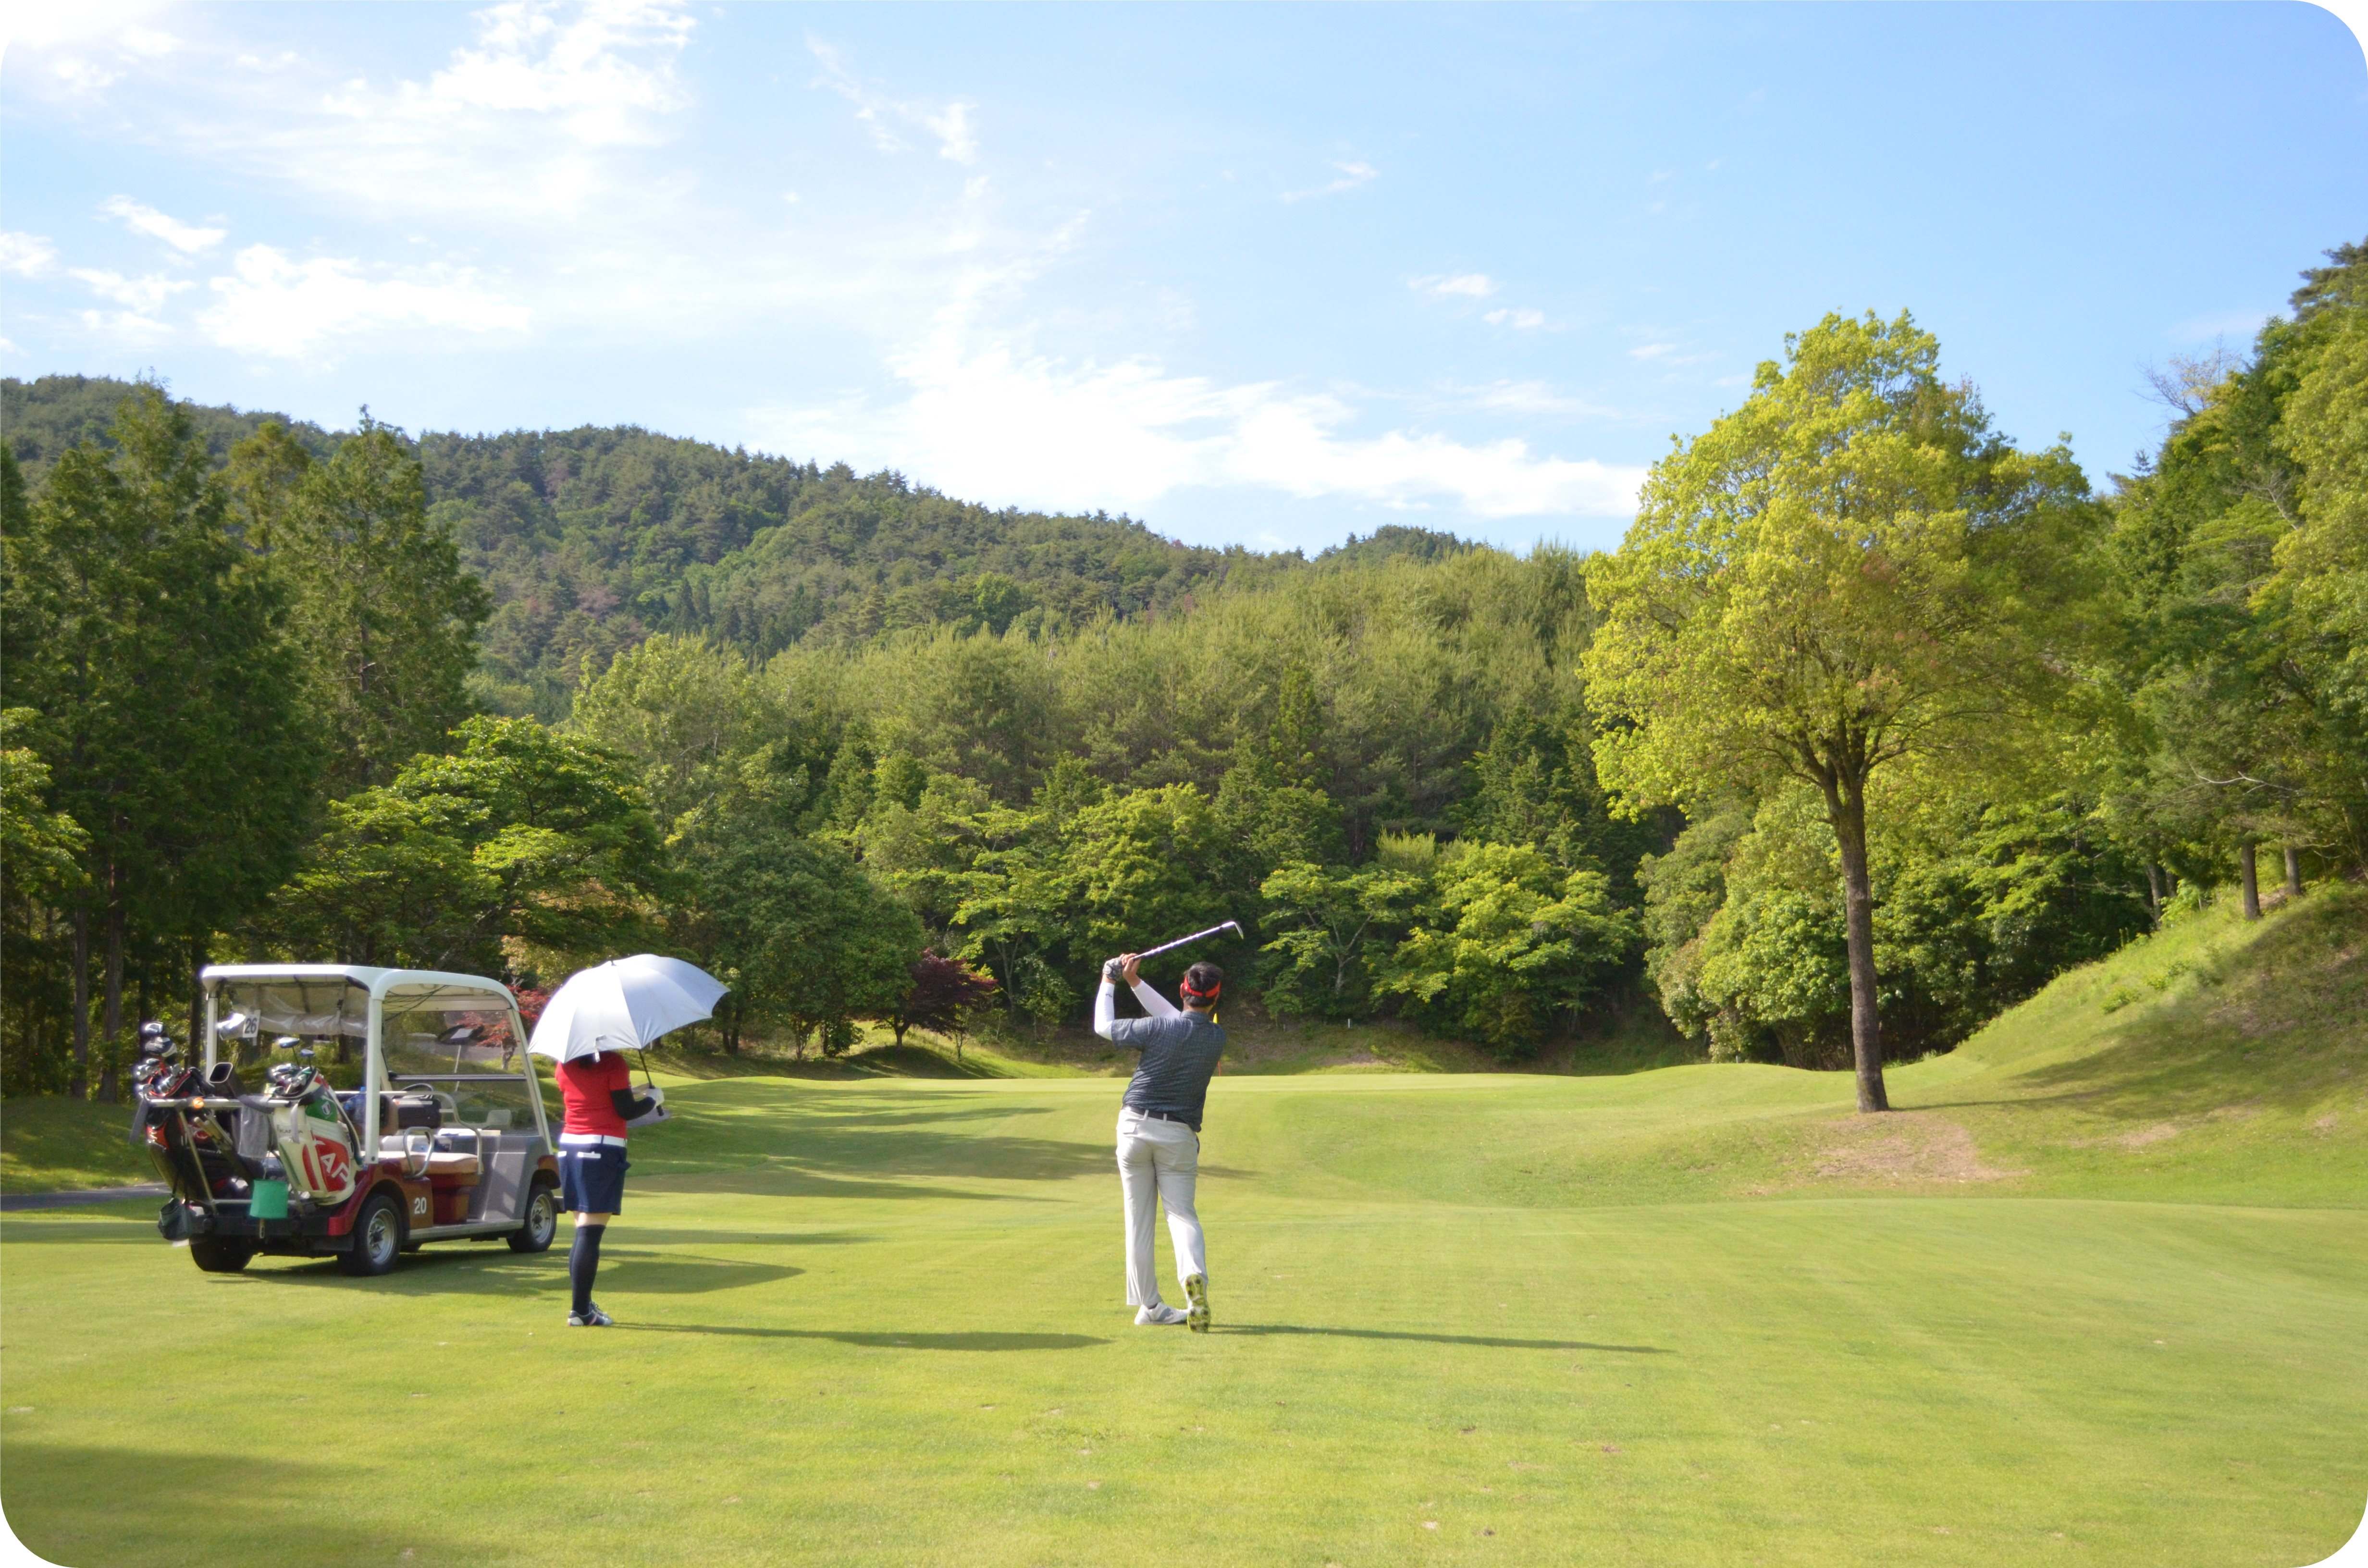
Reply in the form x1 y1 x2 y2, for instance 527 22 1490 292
1102 920 1244 982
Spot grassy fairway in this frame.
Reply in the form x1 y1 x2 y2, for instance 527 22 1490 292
4 892 2364 1566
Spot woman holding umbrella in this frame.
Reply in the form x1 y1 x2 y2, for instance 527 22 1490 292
554 1049 660 1327
530 955 729 1329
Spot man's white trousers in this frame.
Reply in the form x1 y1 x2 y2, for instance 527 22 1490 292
1116 1109 1206 1307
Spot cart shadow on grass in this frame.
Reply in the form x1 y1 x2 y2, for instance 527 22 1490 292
1219 1323 1670 1353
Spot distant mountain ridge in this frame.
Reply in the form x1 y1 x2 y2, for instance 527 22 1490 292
3 376 1481 719
5 376 1259 718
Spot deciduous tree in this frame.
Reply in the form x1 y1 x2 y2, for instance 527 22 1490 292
1585 312 2100 1110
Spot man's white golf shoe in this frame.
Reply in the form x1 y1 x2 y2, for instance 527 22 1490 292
1184 1273 1211 1333
1135 1303 1189 1326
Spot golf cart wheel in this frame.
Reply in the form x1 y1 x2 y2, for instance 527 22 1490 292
508 1177 559 1253
338 1190 406 1277
188 1237 255 1274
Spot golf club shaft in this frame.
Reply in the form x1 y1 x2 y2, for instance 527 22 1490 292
1134 921 1243 962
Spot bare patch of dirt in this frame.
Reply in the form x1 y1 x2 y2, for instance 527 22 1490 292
1801 1112 2023 1187
2115 1122 2182 1149
2312 1112 2340 1136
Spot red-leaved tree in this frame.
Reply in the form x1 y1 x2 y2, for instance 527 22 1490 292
889 952 998 1057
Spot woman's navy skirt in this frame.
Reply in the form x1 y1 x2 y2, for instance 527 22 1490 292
558 1140 628 1214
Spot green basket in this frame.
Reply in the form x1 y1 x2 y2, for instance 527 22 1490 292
248 1179 289 1220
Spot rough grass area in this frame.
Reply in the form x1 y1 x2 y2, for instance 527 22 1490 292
3 886 2362 1566
0 1095 153 1192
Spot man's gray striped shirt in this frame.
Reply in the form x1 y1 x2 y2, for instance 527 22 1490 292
1110 1013 1226 1129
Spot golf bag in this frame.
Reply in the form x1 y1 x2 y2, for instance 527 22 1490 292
131 1042 257 1205
265 1071 360 1207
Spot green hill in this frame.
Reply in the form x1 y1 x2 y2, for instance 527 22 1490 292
3 376 1246 719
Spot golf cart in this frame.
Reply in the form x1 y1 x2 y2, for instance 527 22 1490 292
136 966 561 1277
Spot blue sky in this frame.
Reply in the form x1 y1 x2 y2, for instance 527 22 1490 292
4 2 2364 555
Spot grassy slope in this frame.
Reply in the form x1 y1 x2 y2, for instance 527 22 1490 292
2 889 2362 1567
0 1098 153 1192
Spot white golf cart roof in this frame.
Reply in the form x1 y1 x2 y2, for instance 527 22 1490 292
201 965 519 1004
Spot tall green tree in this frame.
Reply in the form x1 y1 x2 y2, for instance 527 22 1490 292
1 385 314 1098
1585 312 2101 1111
2106 238 2368 889
1373 840 1635 1056
567 633 784 834
262 416 490 796
674 821 922 1055
222 418 314 552
1257 860 1419 1019
0 708 90 1095
269 717 660 976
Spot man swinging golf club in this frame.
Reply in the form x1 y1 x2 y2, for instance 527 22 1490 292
1094 940 1229 1332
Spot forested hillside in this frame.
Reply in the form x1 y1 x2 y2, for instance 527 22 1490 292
3 379 1239 719
4 235 2361 1107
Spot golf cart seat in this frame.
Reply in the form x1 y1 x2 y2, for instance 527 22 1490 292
423 1127 493 1182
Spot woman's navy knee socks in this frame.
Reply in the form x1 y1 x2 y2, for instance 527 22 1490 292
569 1222 605 1315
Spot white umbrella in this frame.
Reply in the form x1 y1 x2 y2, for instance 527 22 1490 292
528 955 729 1063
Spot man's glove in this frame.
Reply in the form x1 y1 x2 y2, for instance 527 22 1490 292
1103 958 1124 982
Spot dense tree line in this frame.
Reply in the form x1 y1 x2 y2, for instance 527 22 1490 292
4 236 2359 1102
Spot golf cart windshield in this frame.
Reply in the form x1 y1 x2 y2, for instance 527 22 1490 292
213 976 370 1087
381 984 543 1134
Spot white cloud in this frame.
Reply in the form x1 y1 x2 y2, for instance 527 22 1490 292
399 0 693 144
6 0 177 98
77 310 175 346
183 0 703 224
925 102 979 164
50 57 124 94
1442 379 1615 418
100 196 226 255
1283 161 1377 203
1 0 174 51
1412 273 1496 299
69 269 193 313
809 37 978 163
749 312 1642 520
1628 341 1715 365
0 233 59 278
1485 307 1548 330
198 245 530 360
